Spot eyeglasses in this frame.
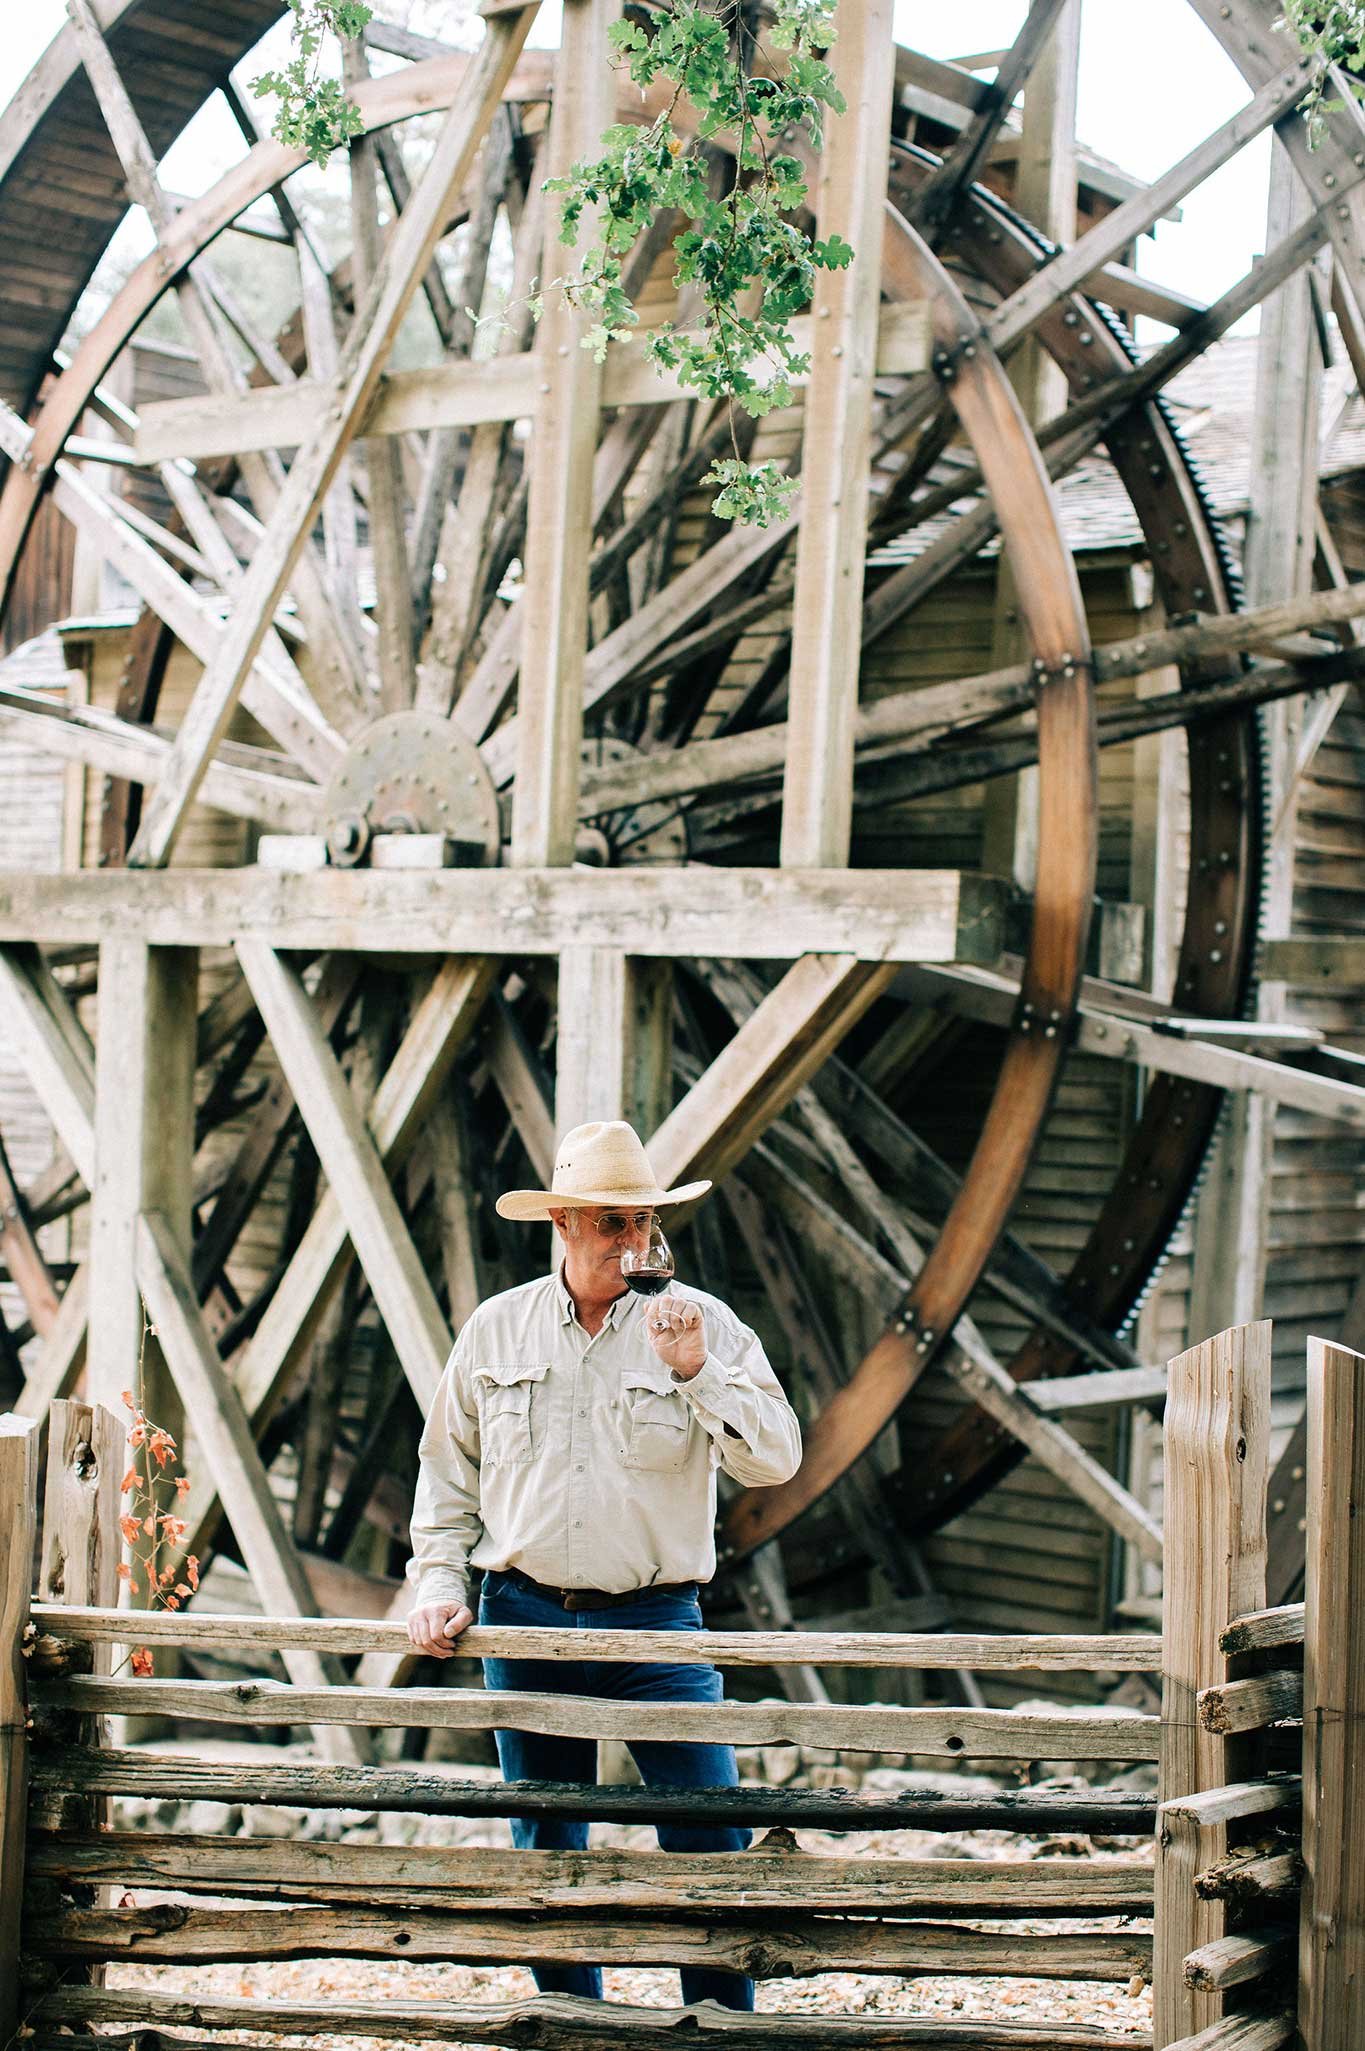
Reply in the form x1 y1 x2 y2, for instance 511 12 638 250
582 1209 655 1239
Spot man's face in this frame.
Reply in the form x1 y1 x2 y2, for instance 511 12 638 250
553 1204 655 1294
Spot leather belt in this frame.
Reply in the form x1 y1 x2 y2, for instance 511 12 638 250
497 1567 699 1613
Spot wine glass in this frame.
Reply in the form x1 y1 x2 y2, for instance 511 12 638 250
620 1218 675 1297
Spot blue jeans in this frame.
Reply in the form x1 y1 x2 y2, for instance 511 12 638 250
479 1569 754 2010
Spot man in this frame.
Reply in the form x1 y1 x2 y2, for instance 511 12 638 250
407 1118 802 2012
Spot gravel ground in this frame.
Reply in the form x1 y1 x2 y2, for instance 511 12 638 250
92 1761 1155 2048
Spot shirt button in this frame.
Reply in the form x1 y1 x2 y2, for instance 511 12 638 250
577 1408 586 1418
573 1519 583 1528
574 1463 584 1473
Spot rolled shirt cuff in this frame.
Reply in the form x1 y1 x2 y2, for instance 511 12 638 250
672 1351 731 1403
409 1564 470 1611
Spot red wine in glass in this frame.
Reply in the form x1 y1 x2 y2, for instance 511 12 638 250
622 1221 675 1297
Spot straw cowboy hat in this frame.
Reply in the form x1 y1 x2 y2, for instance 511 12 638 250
495 1120 711 1222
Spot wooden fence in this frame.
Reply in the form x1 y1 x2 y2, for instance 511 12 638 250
1 1319 1361 2050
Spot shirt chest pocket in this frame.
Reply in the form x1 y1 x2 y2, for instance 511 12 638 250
472 1362 548 1467
621 1371 691 1473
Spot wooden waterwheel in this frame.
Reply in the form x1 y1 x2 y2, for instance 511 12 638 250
3 0 1365 1697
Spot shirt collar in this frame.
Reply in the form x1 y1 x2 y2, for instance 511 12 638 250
554 1267 631 1330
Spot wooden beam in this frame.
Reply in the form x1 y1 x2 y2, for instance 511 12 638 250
649 956 897 1198
31 1602 1162 1670
132 1211 366 1765
0 869 1008 964
1153 1321 1271 2048
0 687 323 836
12 1263 90 1426
0 1127 60 1336
130 308 933 464
556 948 630 1130
780 0 895 868
1189 141 1322 1344
510 0 617 865
1299 1337 1365 2050
902 963 1365 1131
913 0 1074 235
31 1985 1159 2048
29 1833 1156 1917
62 0 370 736
235 944 452 1412
346 34 416 714
29 1902 1149 1979
0 1414 37 2048
182 959 493 1572
485 997 556 1182
989 52 1323 357
126 7 540 867
35 1672 1160 1757
87 940 196 1413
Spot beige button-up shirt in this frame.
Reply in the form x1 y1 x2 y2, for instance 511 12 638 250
408 1270 802 1606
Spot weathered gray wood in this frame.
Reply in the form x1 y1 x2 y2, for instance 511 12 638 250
1299 1337 1365 2050
28 1901 1152 1980
0 947 96 1185
127 6 540 865
0 869 1007 964
990 52 1322 357
344 34 415 714
1026 1367 1170 1414
12 1263 89 1425
1182 1930 1294 1994
27 1603 1160 1668
32 1985 1150 2048
25 1746 1156 1835
1195 1851 1301 1908
1160 2020 1294 2051
1160 1780 1301 1830
131 1212 366 1766
781 0 894 868
649 956 898 1204
1197 1671 1303 1736
87 939 196 1414
26 1831 1157 1913
1219 1607 1304 1658
510 0 615 867
32 1672 1160 1758
236 942 451 1411
908 963 1365 1132
0 687 322 834
1154 1322 1271 2047
0 1414 38 2048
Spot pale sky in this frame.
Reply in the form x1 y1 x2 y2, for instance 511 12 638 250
0 0 1274 330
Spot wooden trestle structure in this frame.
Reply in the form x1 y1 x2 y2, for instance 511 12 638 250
2 0 1365 1854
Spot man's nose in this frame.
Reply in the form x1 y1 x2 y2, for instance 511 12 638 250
624 1219 650 1249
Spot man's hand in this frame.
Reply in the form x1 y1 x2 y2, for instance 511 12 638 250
644 1293 707 1379
407 1600 473 1659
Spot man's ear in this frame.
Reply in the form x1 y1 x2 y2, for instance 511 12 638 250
548 1207 568 1242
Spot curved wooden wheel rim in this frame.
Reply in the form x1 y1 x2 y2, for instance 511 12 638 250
724 215 1096 1558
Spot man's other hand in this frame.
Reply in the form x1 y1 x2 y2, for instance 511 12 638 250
407 1600 473 1658
644 1294 706 1378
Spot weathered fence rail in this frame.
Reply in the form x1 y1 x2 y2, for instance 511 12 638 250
4 1322 1364 2050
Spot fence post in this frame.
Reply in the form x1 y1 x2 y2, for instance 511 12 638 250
0 1413 39 2042
1153 1319 1271 2048
1299 1336 1365 2050
37 1399 124 1901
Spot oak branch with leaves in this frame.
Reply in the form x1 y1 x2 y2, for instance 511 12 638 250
254 0 850 524
546 0 850 526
